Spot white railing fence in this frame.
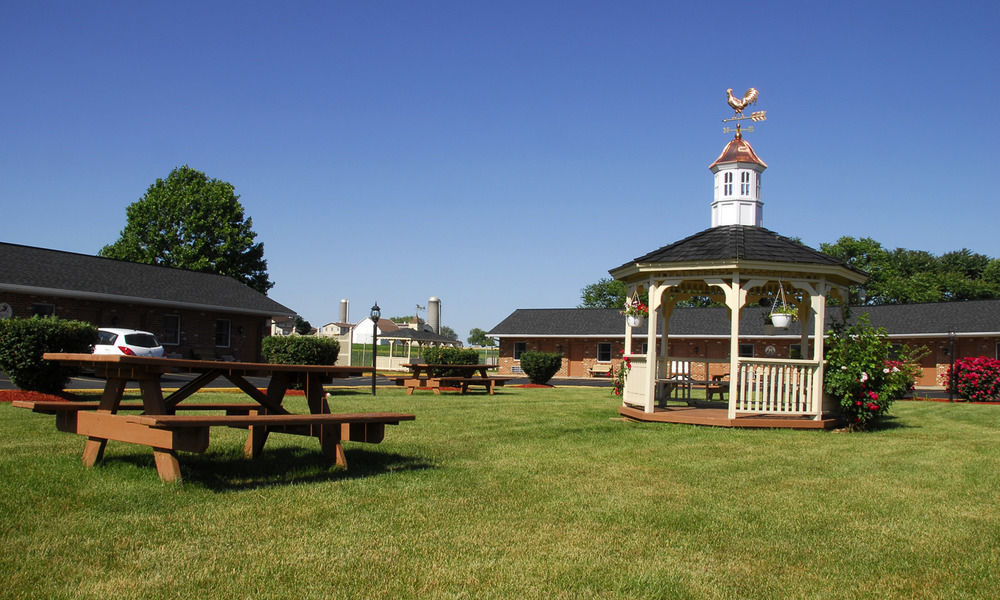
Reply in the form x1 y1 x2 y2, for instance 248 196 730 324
736 359 820 415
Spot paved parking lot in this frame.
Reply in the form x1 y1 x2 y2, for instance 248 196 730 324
1 370 612 391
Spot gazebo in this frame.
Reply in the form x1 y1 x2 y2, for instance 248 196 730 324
608 108 866 427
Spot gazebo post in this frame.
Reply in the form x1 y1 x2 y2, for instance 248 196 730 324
727 277 743 419
643 283 661 413
810 283 831 420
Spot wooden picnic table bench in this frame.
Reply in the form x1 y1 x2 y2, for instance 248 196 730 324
395 363 511 395
13 353 414 482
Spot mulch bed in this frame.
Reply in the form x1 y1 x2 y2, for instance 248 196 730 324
0 390 86 403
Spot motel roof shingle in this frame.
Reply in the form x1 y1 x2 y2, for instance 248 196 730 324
489 299 1000 338
0 242 294 317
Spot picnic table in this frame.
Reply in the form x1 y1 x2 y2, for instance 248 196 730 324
12 353 414 482
657 374 729 406
393 363 513 395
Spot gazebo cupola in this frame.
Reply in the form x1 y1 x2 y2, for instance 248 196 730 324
709 131 767 227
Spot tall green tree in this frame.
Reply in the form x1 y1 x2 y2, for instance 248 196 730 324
579 278 627 308
821 236 1000 305
100 166 273 293
467 327 496 347
440 325 459 341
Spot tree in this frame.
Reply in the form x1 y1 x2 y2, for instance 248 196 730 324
579 278 627 308
821 236 1000 305
467 327 496 347
99 166 273 293
294 316 312 335
440 325 458 341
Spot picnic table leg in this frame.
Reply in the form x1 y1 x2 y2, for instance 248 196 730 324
82 377 127 467
140 376 185 482
319 423 347 469
243 414 268 459
153 450 183 482
242 372 291 458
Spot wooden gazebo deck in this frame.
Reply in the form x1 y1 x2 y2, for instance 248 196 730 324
619 403 841 430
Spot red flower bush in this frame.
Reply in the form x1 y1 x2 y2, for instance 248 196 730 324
944 356 1000 402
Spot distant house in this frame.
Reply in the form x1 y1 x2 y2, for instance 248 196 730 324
351 317 401 345
488 300 1000 387
0 242 295 362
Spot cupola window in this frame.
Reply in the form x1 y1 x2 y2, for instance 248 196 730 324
740 172 751 195
723 172 733 196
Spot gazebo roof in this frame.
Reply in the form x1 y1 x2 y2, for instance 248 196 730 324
610 226 866 280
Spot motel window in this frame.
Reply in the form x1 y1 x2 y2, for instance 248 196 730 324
738 343 755 358
597 343 612 362
513 342 527 360
215 319 231 348
723 172 733 196
740 171 751 195
162 315 180 346
31 303 54 317
790 344 802 359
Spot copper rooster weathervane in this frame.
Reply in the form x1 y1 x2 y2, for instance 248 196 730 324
722 87 767 137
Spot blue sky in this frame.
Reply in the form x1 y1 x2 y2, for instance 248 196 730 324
2 1 997 341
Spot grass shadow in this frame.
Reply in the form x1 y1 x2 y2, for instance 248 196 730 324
103 446 434 491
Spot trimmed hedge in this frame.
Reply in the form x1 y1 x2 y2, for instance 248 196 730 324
420 347 480 377
0 316 98 393
261 336 340 366
519 351 562 385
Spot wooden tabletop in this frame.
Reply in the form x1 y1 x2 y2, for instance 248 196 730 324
42 353 373 378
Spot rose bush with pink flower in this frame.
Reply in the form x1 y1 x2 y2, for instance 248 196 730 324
824 313 924 430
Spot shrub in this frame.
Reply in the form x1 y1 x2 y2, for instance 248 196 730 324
519 351 562 385
420 346 480 377
824 313 923 430
944 356 1000 402
0 316 98 393
261 335 339 365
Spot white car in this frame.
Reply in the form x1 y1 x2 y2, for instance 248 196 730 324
94 328 165 357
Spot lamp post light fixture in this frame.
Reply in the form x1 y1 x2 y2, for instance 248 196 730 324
370 302 381 396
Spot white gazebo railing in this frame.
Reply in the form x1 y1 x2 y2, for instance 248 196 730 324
622 354 649 409
735 358 821 416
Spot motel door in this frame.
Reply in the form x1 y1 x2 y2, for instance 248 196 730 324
568 341 586 377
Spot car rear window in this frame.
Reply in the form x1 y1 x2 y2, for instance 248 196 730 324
97 331 118 345
123 333 160 348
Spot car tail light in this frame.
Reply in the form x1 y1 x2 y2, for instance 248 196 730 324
118 346 136 356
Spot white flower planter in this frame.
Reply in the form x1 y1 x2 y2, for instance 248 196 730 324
770 313 793 328
626 315 645 328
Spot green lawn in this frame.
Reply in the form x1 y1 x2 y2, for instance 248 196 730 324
1 387 998 599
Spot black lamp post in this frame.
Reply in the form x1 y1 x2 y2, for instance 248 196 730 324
370 302 381 396
948 330 956 403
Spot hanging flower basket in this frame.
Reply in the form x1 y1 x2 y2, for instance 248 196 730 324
770 312 793 328
768 282 796 329
621 293 648 329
